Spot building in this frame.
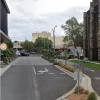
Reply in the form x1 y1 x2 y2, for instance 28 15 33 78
13 41 23 51
32 32 70 50
83 0 100 61
0 0 10 42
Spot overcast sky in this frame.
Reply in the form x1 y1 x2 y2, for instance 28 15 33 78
6 0 92 41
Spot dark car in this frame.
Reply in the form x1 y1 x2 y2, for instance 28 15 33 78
21 52 29 56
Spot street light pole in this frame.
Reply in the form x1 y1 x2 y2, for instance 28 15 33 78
52 26 57 53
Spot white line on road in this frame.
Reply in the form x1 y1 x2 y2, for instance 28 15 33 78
60 73 66 74
48 73 55 74
37 73 43 74
94 77 100 80
33 67 36 74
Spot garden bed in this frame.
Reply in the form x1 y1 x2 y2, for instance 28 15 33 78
65 93 88 100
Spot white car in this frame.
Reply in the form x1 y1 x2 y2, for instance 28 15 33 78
16 51 21 56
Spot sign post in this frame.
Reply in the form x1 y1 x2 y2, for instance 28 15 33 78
74 70 82 95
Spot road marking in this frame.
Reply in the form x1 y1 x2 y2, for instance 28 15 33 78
48 73 54 74
94 77 100 80
60 73 66 74
38 68 49 73
37 73 43 74
33 67 36 74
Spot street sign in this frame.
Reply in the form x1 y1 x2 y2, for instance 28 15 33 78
74 71 82 81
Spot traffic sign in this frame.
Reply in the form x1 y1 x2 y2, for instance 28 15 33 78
0 43 7 50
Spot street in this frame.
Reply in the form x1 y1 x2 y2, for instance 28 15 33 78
57 59 100 96
1 57 76 100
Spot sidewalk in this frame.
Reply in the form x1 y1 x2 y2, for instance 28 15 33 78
55 58 100 100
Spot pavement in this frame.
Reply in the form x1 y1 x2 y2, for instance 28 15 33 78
0 57 76 100
56 59 100 97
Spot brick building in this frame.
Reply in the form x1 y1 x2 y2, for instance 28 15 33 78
83 0 100 61
0 0 10 42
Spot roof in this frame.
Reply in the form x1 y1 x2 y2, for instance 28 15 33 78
2 0 10 13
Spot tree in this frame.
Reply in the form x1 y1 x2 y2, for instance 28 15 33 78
4 40 13 49
35 37 53 51
21 40 34 52
61 17 83 47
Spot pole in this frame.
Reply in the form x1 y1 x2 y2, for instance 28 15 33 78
74 47 75 66
53 29 55 53
54 28 55 53
44 38 45 50
47 35 49 50
78 69 80 95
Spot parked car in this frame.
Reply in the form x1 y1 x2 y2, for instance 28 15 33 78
31 52 35 54
16 51 21 56
21 52 29 56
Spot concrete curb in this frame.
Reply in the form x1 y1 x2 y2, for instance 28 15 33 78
0 65 11 76
0 57 18 76
54 65 100 100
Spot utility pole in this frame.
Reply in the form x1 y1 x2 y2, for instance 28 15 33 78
52 26 57 53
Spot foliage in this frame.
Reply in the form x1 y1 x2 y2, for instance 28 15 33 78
74 86 85 94
84 90 89 95
61 17 83 47
58 61 77 72
21 40 34 52
88 92 97 100
74 86 89 94
1 48 16 63
53 62 59 65
35 37 53 52
4 40 13 49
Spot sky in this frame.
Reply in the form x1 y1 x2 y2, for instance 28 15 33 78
6 0 92 41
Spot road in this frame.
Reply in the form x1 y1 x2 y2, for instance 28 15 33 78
1 57 76 100
57 59 100 96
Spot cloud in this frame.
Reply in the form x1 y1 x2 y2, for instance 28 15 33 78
6 0 92 41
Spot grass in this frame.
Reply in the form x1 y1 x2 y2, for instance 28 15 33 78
88 60 100 63
69 60 100 70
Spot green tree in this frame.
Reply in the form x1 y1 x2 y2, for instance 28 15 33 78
4 40 13 49
21 40 34 52
35 37 53 51
61 17 83 47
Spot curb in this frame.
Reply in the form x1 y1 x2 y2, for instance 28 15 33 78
54 65 100 100
0 57 18 76
0 65 11 76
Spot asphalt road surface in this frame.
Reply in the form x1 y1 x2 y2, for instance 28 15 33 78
57 59 100 96
1 57 76 100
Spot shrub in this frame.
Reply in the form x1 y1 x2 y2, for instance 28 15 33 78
88 92 97 100
68 55 74 59
53 62 58 65
74 86 85 94
84 90 89 95
61 63 65 67
58 61 63 66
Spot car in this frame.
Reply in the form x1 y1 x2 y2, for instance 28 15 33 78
31 52 35 54
21 52 29 56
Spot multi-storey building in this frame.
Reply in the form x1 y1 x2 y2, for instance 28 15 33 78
83 0 100 61
32 32 70 50
0 0 10 42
